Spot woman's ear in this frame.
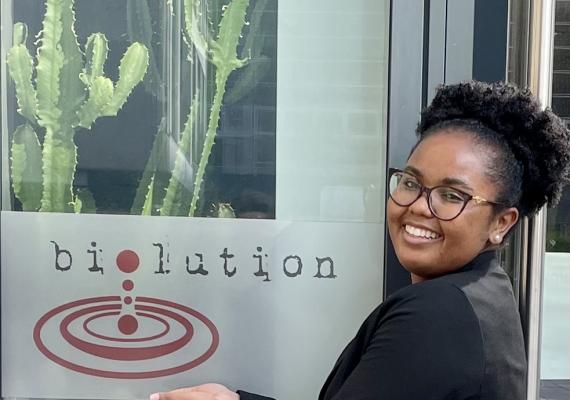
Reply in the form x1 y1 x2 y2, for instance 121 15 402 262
489 207 519 244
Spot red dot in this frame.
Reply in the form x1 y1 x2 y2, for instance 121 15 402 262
122 280 134 291
116 250 139 273
118 315 138 335
124 296 133 305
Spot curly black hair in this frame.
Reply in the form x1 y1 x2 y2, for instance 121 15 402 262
415 81 570 218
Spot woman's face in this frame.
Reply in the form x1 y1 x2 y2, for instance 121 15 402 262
387 129 518 282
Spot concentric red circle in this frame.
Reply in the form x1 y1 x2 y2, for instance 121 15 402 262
59 303 194 361
33 296 219 378
83 311 170 342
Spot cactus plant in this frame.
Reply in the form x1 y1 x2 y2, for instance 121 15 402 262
7 0 149 213
160 92 200 216
10 124 42 211
224 0 271 105
187 0 249 217
130 0 250 218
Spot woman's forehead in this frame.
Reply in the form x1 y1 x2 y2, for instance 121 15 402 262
407 131 495 189
403 165 473 190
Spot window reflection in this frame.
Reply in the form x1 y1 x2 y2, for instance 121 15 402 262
3 0 277 218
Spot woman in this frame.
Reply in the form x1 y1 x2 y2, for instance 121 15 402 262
151 81 570 400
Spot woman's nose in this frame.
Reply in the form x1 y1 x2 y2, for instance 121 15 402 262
408 191 434 218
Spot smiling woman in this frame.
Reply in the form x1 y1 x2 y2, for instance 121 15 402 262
152 82 570 400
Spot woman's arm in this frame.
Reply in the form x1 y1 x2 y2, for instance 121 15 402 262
154 282 482 400
324 281 485 400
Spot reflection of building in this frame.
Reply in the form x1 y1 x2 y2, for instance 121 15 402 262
548 1 570 255
219 105 276 176
553 1 570 127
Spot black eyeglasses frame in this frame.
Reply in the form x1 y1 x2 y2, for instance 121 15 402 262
388 168 507 221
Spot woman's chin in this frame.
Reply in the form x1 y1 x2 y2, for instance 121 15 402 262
395 246 439 273
400 263 430 279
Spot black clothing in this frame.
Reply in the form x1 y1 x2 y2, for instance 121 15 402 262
238 251 526 400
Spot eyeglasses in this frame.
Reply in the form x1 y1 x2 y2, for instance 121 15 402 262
388 168 505 221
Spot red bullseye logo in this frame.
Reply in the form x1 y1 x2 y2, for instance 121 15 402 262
33 250 219 379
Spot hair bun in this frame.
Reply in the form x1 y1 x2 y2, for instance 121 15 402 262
417 81 570 216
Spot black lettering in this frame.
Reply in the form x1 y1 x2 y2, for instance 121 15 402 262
220 248 236 277
51 241 72 271
283 255 303 277
153 243 170 274
253 246 270 282
87 241 104 275
314 257 337 278
186 253 209 275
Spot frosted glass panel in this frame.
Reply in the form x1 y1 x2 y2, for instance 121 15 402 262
276 0 389 223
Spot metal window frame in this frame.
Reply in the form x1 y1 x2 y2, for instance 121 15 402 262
509 2 556 399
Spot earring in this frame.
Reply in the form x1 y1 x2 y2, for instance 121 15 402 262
494 234 502 243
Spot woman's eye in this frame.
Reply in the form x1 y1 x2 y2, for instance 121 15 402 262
440 191 464 203
402 178 420 190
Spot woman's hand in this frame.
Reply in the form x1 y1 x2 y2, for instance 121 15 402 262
151 384 239 400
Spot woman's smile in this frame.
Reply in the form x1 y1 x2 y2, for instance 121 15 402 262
403 223 442 241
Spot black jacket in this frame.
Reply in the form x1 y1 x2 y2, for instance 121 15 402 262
239 251 527 399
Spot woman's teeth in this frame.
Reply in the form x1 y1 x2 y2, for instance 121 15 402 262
405 225 441 239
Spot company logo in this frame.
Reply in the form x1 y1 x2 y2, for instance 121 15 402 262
33 249 219 379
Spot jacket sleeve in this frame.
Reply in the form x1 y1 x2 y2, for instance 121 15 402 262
236 390 275 400
327 281 485 400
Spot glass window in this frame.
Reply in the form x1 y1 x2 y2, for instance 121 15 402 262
0 1 389 399
541 2 570 399
2 0 279 218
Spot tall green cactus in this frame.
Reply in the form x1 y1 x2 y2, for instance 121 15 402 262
131 0 250 218
7 0 149 213
188 0 249 217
